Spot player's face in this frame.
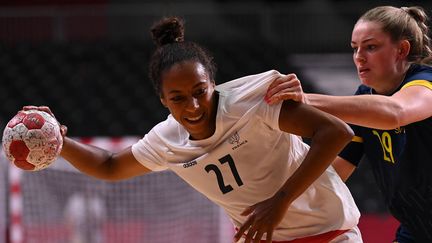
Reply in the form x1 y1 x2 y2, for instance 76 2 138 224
351 20 402 94
160 61 217 140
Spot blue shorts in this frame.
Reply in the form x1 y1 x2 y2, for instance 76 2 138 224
394 224 415 243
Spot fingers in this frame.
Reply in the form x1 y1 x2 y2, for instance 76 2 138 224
23 105 54 115
265 76 292 99
235 204 258 242
253 230 265 243
22 105 64 131
241 224 268 243
22 105 39 111
22 105 56 118
38 106 53 115
267 92 300 105
234 210 272 243
245 225 267 243
265 73 302 104
244 225 257 243
234 216 254 242
267 73 298 92
60 125 68 137
240 206 255 216
234 221 274 243
265 229 273 243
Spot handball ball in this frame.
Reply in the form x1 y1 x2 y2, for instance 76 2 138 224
2 110 63 171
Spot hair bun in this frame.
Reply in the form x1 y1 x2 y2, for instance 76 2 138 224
150 17 185 47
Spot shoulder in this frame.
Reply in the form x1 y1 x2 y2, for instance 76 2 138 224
147 115 189 144
216 70 281 94
131 115 188 168
215 70 283 126
405 64 432 82
216 70 281 103
401 64 432 90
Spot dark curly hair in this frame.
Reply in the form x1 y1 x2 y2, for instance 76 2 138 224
148 17 217 96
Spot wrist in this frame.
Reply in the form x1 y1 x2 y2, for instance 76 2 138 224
274 190 294 207
303 93 310 105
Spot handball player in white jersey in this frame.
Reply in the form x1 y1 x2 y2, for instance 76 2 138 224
26 17 362 242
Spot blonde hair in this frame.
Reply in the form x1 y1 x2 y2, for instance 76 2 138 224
358 6 432 64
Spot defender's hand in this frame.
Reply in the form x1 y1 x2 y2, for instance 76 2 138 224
265 73 306 105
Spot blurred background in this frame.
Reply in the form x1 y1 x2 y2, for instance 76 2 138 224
1 0 430 242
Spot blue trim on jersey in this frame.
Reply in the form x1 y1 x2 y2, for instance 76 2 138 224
339 64 432 241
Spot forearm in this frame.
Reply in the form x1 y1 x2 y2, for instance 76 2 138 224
332 156 356 182
60 137 115 179
306 93 402 129
276 122 353 204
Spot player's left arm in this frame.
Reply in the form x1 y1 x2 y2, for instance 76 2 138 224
234 100 353 243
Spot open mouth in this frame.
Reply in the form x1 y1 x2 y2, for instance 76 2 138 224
358 67 370 74
185 113 204 123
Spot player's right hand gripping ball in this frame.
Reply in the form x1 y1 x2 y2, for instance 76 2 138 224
2 109 63 171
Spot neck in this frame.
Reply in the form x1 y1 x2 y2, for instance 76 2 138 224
210 91 219 122
375 63 410 95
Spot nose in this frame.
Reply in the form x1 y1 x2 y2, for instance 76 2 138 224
185 97 199 111
354 49 366 63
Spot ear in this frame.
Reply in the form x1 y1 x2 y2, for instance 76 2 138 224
160 96 168 108
210 80 216 89
398 40 411 59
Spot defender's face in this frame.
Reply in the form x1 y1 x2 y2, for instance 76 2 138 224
160 61 217 140
351 20 401 93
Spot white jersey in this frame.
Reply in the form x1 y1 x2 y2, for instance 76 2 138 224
132 70 360 241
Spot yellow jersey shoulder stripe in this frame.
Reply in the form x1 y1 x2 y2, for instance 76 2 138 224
401 80 432 90
352 136 363 143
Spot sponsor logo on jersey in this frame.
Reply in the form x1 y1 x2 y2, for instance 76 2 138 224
395 127 405 134
228 131 248 150
183 160 197 168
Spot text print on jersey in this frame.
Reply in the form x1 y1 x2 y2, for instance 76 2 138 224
183 160 197 168
228 131 248 150
205 154 244 194
372 130 396 164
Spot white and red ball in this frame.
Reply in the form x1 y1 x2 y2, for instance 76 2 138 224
2 110 63 171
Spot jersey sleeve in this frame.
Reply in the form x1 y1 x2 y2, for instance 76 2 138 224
131 124 171 172
338 86 366 166
258 97 283 130
401 80 432 90
401 64 432 90
338 124 364 167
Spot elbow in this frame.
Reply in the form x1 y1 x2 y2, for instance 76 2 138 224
325 119 354 147
312 118 354 149
91 156 124 182
337 122 354 145
384 103 404 129
100 158 123 182
387 113 403 129
393 104 407 128
379 97 404 129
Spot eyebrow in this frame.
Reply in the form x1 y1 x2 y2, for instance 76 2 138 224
351 37 375 45
167 82 206 94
